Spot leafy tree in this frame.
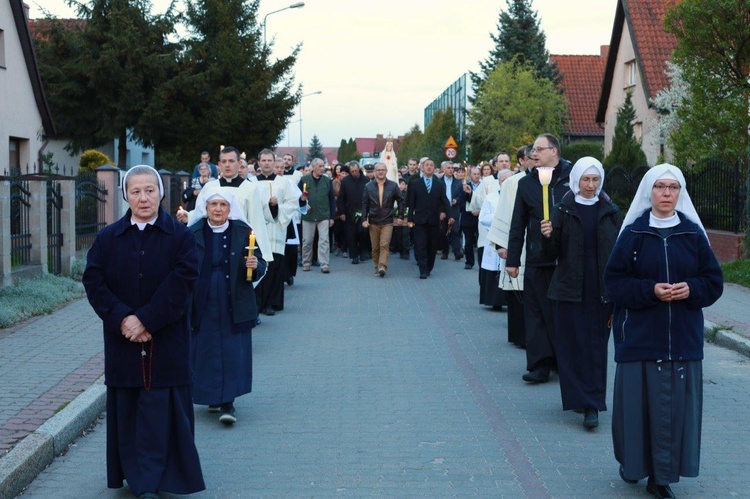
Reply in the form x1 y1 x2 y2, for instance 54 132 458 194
422 109 459 164
347 138 361 161
468 61 567 162
79 150 112 173
337 138 359 162
603 91 648 171
471 0 559 97
397 124 424 167
563 142 605 165
34 0 178 167
308 135 325 161
146 0 299 170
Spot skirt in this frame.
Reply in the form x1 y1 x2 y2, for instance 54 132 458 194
612 360 702 485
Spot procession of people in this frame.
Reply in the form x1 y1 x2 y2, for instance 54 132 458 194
83 137 723 498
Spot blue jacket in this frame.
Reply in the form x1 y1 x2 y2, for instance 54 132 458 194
604 210 723 362
83 207 200 388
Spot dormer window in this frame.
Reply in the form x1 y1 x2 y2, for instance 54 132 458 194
626 60 637 87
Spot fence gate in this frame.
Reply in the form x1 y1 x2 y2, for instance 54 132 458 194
10 171 32 267
75 171 107 252
47 180 63 275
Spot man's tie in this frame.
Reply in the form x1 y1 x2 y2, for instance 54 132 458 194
426 178 432 193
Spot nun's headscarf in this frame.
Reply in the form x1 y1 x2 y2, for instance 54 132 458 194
192 184 248 225
619 163 705 235
570 156 605 205
121 165 164 201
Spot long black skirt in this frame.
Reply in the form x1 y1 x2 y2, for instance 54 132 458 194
106 386 205 496
612 360 702 485
479 269 506 308
506 290 525 348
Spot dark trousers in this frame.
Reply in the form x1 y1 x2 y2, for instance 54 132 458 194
523 266 556 372
461 225 478 265
439 217 462 256
413 223 438 273
346 220 367 259
255 253 285 311
284 243 298 278
390 225 410 255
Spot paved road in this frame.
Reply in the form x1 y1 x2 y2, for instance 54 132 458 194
14 254 750 497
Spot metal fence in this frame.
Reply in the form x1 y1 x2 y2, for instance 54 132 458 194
605 159 747 233
47 179 63 275
7 167 32 267
75 171 107 251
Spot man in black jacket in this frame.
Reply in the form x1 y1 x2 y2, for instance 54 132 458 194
362 162 404 277
506 134 572 383
438 161 464 260
338 161 369 264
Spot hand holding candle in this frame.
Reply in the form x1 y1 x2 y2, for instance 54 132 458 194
246 231 256 281
537 167 554 221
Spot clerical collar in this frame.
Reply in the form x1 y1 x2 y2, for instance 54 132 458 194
220 176 244 187
131 215 157 231
256 173 276 181
208 220 229 233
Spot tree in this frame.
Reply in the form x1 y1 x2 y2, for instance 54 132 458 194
308 135 325 161
471 0 559 97
396 124 424 166
34 0 178 167
145 0 300 169
468 61 567 162
421 109 459 164
337 138 360 162
603 91 648 171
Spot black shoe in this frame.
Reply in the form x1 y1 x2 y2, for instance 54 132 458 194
219 403 236 425
646 477 675 498
522 369 550 383
464 263 473 269
583 409 599 429
419 272 428 279
255 317 262 326
619 464 638 484
138 493 159 499
264 306 275 316
378 268 386 277
455 252 464 260
351 257 359 264
286 276 294 286
208 405 220 413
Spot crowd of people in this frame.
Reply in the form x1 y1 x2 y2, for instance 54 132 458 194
81 133 723 499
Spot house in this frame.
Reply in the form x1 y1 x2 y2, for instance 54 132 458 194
355 134 402 158
27 17 154 173
596 0 678 166
0 0 55 175
272 146 339 166
550 46 608 145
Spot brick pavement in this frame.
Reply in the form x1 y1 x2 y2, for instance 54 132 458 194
12 254 750 497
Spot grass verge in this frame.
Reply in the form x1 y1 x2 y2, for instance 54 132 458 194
0 273 85 329
721 259 750 288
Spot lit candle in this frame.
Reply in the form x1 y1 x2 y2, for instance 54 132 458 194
268 182 273 199
246 231 256 281
183 181 187 190
537 167 554 221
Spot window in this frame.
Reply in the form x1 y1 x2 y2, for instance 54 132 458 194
625 60 637 87
0 29 6 68
634 122 643 142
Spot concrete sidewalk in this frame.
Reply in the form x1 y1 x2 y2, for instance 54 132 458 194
1 258 749 497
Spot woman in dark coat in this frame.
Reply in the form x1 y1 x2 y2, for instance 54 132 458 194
190 186 266 425
541 157 620 430
83 165 205 498
604 164 723 498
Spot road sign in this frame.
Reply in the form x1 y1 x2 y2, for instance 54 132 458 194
444 136 458 148
445 147 457 159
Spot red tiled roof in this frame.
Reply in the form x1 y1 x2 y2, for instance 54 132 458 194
551 50 607 137
355 138 377 155
273 146 339 165
28 18 86 41
356 135 403 155
626 0 678 98
597 0 679 122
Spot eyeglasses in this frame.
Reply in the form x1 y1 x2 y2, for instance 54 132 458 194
531 146 555 153
652 184 681 193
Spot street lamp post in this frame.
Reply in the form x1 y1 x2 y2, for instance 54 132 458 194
299 91 322 163
263 2 305 46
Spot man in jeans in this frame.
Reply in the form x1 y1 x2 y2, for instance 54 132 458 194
361 162 404 277
298 158 335 273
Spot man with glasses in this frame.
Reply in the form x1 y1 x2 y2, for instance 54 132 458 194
361 162 404 277
298 158 335 273
505 134 572 384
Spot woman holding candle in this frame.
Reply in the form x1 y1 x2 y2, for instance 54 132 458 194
189 186 266 425
604 164 722 498
540 157 620 430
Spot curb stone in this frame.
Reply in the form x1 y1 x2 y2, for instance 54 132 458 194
0 377 106 499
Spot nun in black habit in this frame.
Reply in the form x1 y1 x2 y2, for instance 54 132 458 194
83 165 205 498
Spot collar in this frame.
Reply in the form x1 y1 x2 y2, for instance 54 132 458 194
220 176 245 187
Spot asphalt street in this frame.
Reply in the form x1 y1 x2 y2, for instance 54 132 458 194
11 253 750 497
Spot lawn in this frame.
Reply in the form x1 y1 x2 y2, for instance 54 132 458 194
721 258 750 289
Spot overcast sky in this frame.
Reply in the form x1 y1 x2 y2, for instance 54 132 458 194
28 0 617 151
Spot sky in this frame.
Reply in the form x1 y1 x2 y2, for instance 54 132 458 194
27 0 617 151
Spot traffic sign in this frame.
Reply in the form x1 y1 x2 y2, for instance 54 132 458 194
444 136 458 148
445 147 457 159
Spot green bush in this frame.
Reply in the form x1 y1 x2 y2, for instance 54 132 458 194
70 257 87 281
563 141 605 165
79 150 112 173
0 275 85 328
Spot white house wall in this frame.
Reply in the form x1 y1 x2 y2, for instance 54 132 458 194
602 24 660 166
0 0 45 173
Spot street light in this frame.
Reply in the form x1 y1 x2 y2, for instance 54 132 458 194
299 91 322 163
263 2 305 46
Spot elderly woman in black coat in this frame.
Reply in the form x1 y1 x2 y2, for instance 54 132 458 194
189 186 266 425
541 157 621 430
83 165 204 498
